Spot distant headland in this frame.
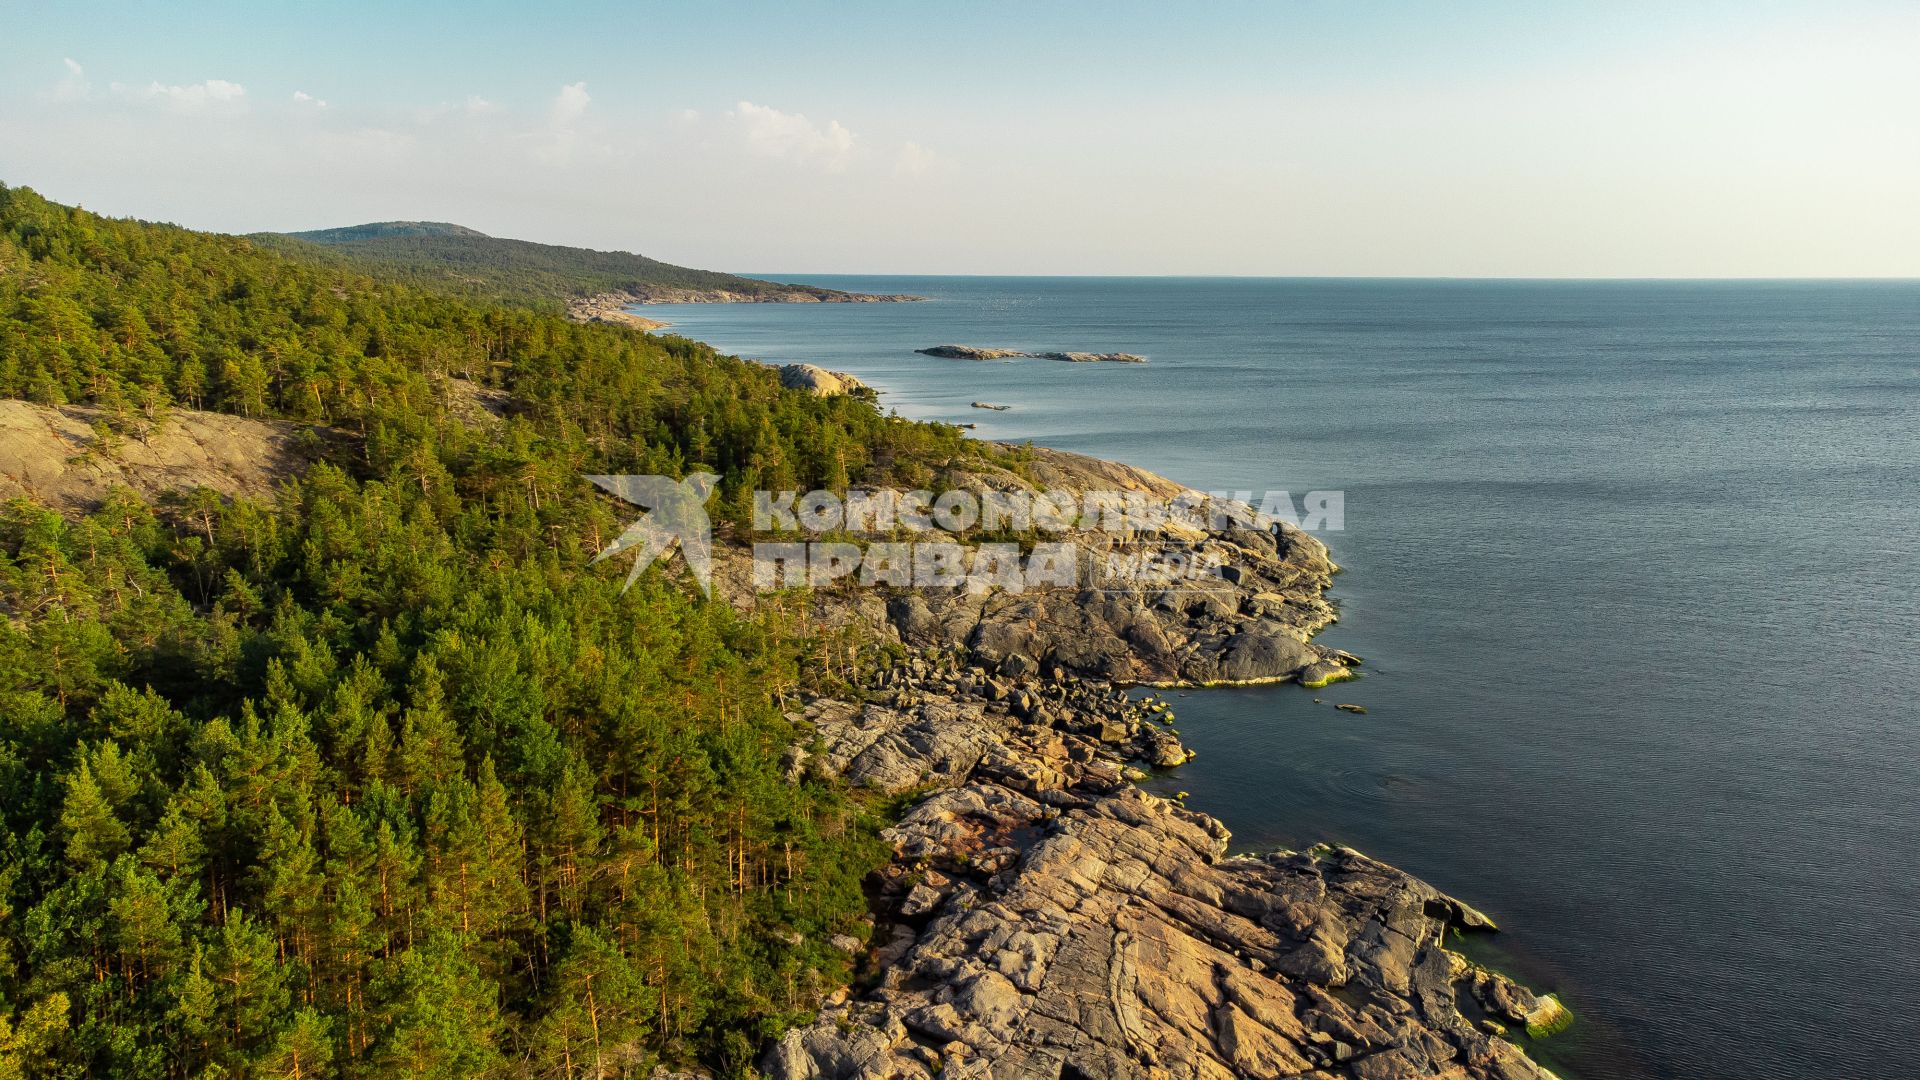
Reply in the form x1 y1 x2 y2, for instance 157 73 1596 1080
265 220 925 305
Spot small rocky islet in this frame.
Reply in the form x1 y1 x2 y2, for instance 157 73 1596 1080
918 344 1148 363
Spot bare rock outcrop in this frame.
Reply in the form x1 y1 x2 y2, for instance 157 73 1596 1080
0 400 321 512
766 669 1561 1079
779 364 873 398
713 445 1355 688
566 293 670 330
1 388 517 514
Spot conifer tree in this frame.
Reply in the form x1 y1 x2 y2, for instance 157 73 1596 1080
59 762 130 869
0 993 70 1080
529 927 656 1080
368 932 507 1078
397 659 464 797
259 1007 334 1080
208 909 290 1055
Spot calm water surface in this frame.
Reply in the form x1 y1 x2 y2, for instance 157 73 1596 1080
644 277 1920 1080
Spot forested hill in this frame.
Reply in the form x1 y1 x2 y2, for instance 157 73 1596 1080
284 222 487 243
0 181 979 1077
263 220 901 304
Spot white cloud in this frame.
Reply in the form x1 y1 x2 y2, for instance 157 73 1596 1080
50 58 91 101
292 90 327 109
115 78 248 115
895 140 935 176
551 82 590 125
528 83 602 167
728 101 856 170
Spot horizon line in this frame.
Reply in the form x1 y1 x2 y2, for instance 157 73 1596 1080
22 195 1920 286
16 193 1911 286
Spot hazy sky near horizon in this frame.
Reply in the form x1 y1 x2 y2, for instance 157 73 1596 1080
3 1 1917 277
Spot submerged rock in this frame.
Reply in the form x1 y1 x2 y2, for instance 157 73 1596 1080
1299 659 1357 689
1471 970 1574 1039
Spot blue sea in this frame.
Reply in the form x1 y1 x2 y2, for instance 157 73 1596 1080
642 277 1920 1080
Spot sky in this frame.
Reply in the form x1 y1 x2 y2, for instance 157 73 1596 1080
3 0 1917 277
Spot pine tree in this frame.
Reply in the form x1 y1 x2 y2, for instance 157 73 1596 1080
368 932 507 1078
257 804 324 979
396 659 464 796
466 758 531 938
171 946 221 1068
529 927 656 1080
137 799 206 883
537 760 604 922
258 1008 334 1080
0 993 70 1080
59 762 130 869
207 908 290 1054
369 820 421 955
107 860 184 996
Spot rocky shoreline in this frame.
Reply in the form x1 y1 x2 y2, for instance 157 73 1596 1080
712 443 1361 689
567 284 922 333
726 442 1568 1077
566 292 673 329
575 284 925 308
763 652 1567 1079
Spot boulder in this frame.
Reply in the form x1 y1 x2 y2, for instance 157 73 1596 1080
778 363 869 397
1216 627 1318 683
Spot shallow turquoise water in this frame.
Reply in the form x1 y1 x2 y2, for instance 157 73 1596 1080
644 277 1920 1080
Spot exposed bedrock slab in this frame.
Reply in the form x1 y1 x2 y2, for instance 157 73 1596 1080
766 682 1560 1080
